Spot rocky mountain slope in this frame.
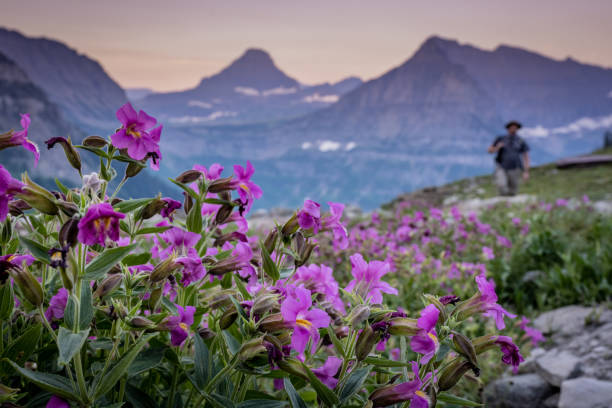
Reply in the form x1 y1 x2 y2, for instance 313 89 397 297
0 28 127 134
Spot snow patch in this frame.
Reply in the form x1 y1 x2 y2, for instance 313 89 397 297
318 141 341 152
263 87 297 96
302 93 340 104
187 100 212 109
169 111 237 124
345 142 357 151
301 142 312 150
234 86 260 96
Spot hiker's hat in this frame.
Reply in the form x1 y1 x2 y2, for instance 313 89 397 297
505 120 522 129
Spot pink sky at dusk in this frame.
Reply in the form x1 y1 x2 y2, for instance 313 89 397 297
2 0 611 92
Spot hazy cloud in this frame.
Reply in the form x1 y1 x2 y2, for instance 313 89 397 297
521 113 612 138
263 87 297 96
169 111 237 124
187 100 213 109
234 86 260 96
302 93 340 104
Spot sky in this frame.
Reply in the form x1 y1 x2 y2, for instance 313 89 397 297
2 0 612 92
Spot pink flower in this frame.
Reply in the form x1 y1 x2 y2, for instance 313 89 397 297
294 264 344 312
345 253 397 304
473 275 516 329
110 103 162 169
232 161 262 211
298 199 322 233
165 305 195 347
410 305 439 363
0 164 24 221
482 246 495 260
45 288 69 322
312 356 342 388
4 114 40 166
176 255 205 287
77 203 125 246
46 395 70 408
194 163 224 181
323 202 348 250
160 197 181 221
280 286 330 356
493 335 524 371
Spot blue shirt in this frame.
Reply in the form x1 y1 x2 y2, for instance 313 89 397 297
492 134 529 170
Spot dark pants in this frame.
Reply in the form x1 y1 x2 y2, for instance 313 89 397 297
495 165 522 196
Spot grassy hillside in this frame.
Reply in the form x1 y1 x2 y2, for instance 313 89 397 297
388 146 612 207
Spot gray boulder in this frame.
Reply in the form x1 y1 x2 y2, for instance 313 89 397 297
483 374 554 408
558 378 612 408
535 350 582 387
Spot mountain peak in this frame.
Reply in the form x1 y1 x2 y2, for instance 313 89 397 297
197 48 298 91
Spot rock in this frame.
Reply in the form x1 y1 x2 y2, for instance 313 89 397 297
535 350 582 387
543 393 560 408
558 378 612 408
518 347 546 374
533 305 593 337
483 374 554 408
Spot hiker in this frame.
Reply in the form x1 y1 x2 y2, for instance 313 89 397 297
487 121 530 196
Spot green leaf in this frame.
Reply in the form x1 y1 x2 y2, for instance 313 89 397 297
54 178 70 195
436 392 483 407
237 401 287 408
193 333 210 389
135 226 172 236
260 244 280 282
126 383 159 408
84 244 136 280
325 326 346 359
113 198 153 214
205 393 236 408
0 283 14 320
93 333 158 399
283 378 307 408
79 281 94 330
75 144 109 159
2 324 42 366
301 363 340 406
122 252 152 267
18 236 50 264
128 347 165 377
222 331 240 355
168 178 200 201
186 200 203 233
339 367 370 403
57 327 90 366
202 198 234 206
5 360 80 402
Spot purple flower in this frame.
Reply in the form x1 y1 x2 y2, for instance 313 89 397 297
280 286 330 356
297 199 321 233
45 288 69 322
176 255 205 286
369 363 430 408
519 316 545 346
493 335 524 370
0 164 24 221
46 395 70 408
313 356 342 389
482 246 495 260
2 114 40 166
0 254 35 284
345 253 397 304
472 274 516 329
322 202 348 250
110 103 162 168
165 305 195 346
77 203 125 246
293 264 344 312
232 161 262 211
439 294 460 305
194 163 224 181
410 305 439 364
155 227 199 258
161 197 181 221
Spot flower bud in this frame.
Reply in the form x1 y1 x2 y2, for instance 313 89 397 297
128 316 156 329
259 313 288 332
16 174 58 215
438 359 475 391
139 197 167 220
9 265 43 306
8 199 31 216
208 176 235 193
59 218 80 248
183 192 193 214
0 220 12 245
295 241 317 267
252 293 279 316
82 135 108 148
149 255 179 283
147 287 163 310
57 200 79 217
281 213 299 237
263 228 278 254
347 304 371 327
214 203 234 225
219 308 238 330
388 317 419 336
175 169 202 184
93 274 122 298
45 137 81 174
198 326 215 340
355 324 379 361
238 338 267 362
125 161 145 179
423 293 448 322
277 357 308 380
452 331 479 369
